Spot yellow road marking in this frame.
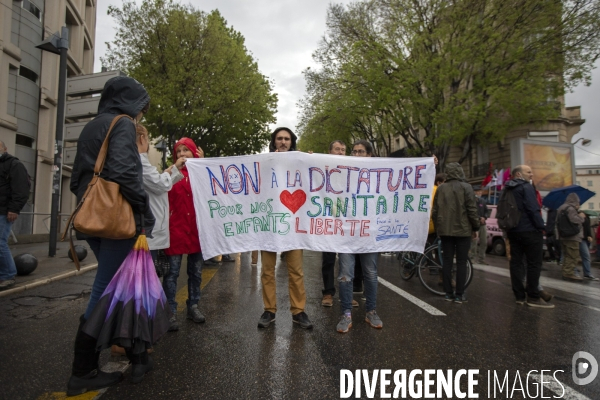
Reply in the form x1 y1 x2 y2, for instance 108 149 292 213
176 267 219 312
37 391 99 400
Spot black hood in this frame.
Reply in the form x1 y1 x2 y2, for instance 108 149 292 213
0 152 16 163
97 76 150 118
269 127 297 152
505 178 527 189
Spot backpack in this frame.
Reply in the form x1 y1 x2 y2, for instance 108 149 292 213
497 188 521 231
557 207 581 237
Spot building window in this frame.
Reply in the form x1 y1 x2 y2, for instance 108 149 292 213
21 0 41 20
15 134 34 148
589 203 595 210
19 66 38 84
576 180 580 186
588 180 593 187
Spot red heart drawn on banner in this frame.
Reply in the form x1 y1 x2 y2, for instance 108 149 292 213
279 190 307 214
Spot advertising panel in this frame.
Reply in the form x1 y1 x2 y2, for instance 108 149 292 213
511 139 575 193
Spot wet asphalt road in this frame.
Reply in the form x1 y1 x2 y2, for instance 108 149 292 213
1 252 599 399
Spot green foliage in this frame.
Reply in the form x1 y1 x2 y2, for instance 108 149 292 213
103 0 277 156
298 0 600 165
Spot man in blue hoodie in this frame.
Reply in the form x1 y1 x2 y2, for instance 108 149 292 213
503 165 551 308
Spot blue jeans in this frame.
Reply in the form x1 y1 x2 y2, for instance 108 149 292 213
0 216 17 280
580 241 592 277
163 253 203 314
85 237 136 319
338 253 378 313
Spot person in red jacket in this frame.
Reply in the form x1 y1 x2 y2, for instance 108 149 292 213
163 137 205 331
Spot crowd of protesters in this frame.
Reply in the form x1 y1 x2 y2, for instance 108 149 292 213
39 76 597 396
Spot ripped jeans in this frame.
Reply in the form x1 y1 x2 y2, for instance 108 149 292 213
338 253 378 313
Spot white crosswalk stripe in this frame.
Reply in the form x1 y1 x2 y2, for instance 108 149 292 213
378 277 446 316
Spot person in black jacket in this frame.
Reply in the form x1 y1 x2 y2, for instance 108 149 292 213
67 76 155 395
469 186 489 264
0 140 30 291
503 165 551 308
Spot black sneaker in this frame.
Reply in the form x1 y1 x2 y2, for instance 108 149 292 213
454 294 468 304
66 370 123 396
167 315 179 332
526 298 555 309
257 311 276 328
222 254 235 262
292 312 313 329
131 356 154 384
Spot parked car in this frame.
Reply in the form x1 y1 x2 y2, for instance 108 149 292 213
485 205 548 257
485 205 506 256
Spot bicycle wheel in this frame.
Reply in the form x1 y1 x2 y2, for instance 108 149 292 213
418 249 474 296
398 251 418 280
464 257 474 290
417 245 444 295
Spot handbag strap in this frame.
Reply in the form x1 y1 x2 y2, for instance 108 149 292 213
94 114 134 175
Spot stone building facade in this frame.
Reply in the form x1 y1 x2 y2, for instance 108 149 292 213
0 0 96 235
385 100 585 186
576 165 600 212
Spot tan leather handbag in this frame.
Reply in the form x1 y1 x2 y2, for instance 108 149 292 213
62 115 136 269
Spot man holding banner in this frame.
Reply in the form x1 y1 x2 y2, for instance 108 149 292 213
185 130 435 333
258 127 313 329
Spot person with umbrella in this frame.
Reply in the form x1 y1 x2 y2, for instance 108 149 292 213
557 193 586 281
579 212 598 280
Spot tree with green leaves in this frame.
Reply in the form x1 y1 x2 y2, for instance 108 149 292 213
298 0 600 165
103 0 277 156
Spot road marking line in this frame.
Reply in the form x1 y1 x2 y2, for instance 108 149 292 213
472 264 600 302
37 392 99 399
378 277 446 316
529 374 592 400
176 267 219 312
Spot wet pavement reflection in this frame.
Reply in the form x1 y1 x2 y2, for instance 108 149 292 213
0 251 599 399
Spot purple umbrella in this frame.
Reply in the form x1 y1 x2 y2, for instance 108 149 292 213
83 235 171 354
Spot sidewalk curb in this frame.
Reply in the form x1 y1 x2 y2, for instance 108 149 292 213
0 263 98 298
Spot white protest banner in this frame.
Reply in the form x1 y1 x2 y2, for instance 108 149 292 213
186 153 435 260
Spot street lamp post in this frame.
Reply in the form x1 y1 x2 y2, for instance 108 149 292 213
155 140 167 170
573 137 592 147
37 27 69 257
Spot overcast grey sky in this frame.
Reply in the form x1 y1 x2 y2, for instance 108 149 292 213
94 0 600 165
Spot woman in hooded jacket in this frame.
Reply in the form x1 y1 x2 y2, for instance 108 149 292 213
67 76 155 395
162 137 206 331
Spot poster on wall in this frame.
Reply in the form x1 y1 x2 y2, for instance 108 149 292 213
512 139 575 192
186 153 435 260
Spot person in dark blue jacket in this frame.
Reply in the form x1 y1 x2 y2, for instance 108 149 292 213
503 165 551 308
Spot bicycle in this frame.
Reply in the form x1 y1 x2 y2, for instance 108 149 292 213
397 238 474 295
